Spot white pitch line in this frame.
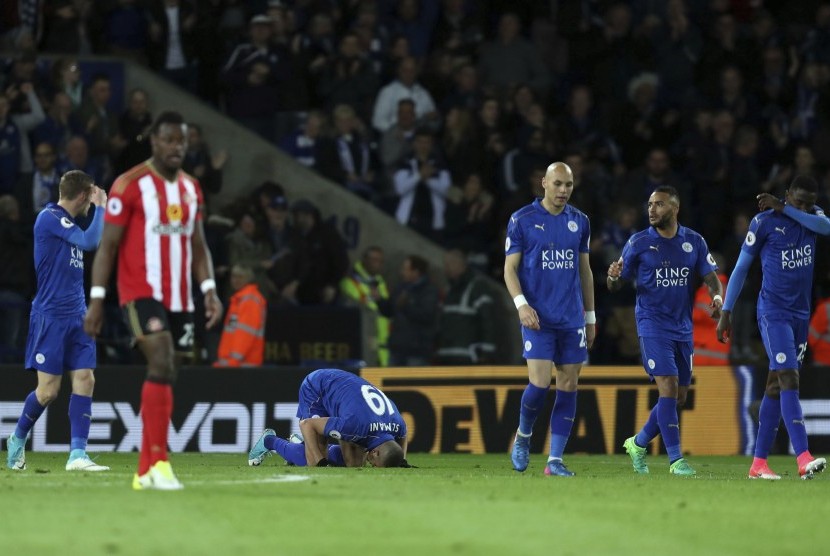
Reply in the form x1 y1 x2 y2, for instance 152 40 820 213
0 473 312 488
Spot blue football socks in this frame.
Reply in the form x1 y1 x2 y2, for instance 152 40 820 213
781 389 809 456
266 435 307 466
14 391 46 440
549 390 577 459
68 394 92 453
656 396 682 463
635 405 661 448
518 383 549 436
753 394 781 459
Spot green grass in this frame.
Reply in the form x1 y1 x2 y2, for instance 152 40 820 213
1 453 827 555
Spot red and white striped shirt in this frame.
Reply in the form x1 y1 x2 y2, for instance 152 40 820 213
106 162 204 312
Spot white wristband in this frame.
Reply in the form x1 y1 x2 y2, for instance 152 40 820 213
585 311 596 324
712 294 723 304
513 294 528 309
200 279 217 294
89 286 106 300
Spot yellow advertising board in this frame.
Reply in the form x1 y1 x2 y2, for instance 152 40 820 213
362 366 750 455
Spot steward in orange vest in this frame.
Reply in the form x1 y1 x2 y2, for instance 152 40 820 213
692 272 729 365
214 265 267 367
809 297 830 365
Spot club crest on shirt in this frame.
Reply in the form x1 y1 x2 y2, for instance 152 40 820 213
166 203 183 221
647 359 655 369
682 242 693 252
35 353 45 364
568 221 578 232
775 352 787 364
524 340 532 351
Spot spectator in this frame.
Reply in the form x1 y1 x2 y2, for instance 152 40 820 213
115 88 152 174
616 147 689 223
434 249 497 364
279 110 328 169
101 0 149 63
384 0 440 59
431 0 483 61
224 210 275 298
74 73 124 181
213 264 267 367
261 193 296 298
40 0 100 54
221 14 287 141
340 246 392 366
371 56 438 133
58 135 104 187
182 123 227 204
33 91 78 153
0 85 45 194
329 104 378 201
392 128 451 242
388 254 439 366
48 58 84 108
443 172 495 269
0 195 33 362
441 106 480 182
146 0 198 89
379 98 417 190
316 31 378 123
440 63 481 113
477 12 551 99
283 199 349 305
692 252 729 365
15 142 60 219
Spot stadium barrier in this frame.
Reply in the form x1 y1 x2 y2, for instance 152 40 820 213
2 365 829 455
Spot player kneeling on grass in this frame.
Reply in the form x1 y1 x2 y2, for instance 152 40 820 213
248 368 408 468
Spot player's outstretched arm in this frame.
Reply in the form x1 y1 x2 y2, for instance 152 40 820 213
717 250 755 343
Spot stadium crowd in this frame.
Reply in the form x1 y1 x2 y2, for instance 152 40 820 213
1 0 830 367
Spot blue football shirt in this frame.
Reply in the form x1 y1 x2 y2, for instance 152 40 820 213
505 200 591 328
30 204 104 317
620 226 718 341
742 208 822 319
308 369 407 450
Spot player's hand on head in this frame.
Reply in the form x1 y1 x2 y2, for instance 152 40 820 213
91 186 107 207
757 193 784 212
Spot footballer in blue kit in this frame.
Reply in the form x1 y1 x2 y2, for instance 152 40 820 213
608 186 723 476
248 369 408 468
718 176 830 480
6 170 110 472
504 162 595 477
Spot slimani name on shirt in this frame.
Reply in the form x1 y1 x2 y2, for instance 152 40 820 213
655 266 691 287
540 248 575 269
781 245 812 269
369 422 401 433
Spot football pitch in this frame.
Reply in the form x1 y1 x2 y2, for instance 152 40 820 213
1 453 826 556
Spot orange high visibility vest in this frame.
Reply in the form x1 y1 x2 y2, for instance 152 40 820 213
808 298 830 366
692 275 729 365
214 283 267 367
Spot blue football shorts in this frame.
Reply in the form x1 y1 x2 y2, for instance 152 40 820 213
24 312 96 375
758 314 808 371
522 325 588 365
296 370 330 419
638 336 693 386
